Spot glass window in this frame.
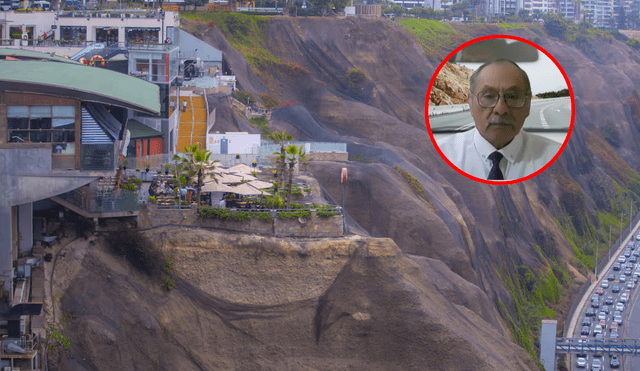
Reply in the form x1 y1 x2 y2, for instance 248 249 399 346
30 106 52 118
53 118 75 129
31 117 52 130
53 106 75 117
8 106 29 117
30 131 50 143
8 117 29 130
7 105 75 144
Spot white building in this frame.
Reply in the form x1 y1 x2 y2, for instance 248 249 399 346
207 132 261 155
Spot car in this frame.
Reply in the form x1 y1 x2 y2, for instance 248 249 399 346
613 263 622 271
606 296 614 305
619 256 627 264
586 307 596 316
598 319 606 328
614 315 623 325
635 275 639 283
612 284 621 293
577 357 587 368
625 267 633 276
598 311 606 321
594 332 604 341
592 358 602 369
601 280 610 289
610 329 619 339
611 321 619 331
634 249 640 256
602 305 610 314
596 287 605 295
616 302 625 311
627 281 635 290
583 317 592 326
581 325 591 335
592 300 600 308
619 274 627 283
608 273 617 281
614 310 622 317
611 354 620 368
620 292 629 303
625 249 633 257
636 234 640 240
593 324 603 336
630 255 637 263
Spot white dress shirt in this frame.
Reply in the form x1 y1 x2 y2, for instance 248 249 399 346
436 128 562 181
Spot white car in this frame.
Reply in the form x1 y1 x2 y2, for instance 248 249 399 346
601 280 609 289
598 311 606 321
620 292 629 303
576 357 587 368
616 302 625 312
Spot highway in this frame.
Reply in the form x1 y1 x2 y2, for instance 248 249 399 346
428 96 572 133
568 224 640 371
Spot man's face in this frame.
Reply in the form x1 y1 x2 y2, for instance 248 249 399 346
469 62 531 149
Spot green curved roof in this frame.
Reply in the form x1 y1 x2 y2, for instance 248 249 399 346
0 48 81 64
0 60 160 115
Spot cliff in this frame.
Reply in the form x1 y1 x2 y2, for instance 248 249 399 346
47 15 640 370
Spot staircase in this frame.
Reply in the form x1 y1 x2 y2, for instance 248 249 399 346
177 95 207 152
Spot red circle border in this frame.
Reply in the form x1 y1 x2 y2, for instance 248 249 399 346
425 34 575 185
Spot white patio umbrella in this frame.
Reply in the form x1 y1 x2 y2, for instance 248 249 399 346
227 163 254 174
248 180 273 189
229 183 264 196
201 181 235 193
216 173 245 184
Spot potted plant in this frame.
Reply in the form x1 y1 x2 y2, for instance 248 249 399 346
164 163 171 175
121 158 129 170
144 161 151 173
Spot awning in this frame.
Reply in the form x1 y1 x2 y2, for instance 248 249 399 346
0 59 160 115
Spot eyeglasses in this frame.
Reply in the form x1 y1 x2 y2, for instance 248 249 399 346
476 90 529 108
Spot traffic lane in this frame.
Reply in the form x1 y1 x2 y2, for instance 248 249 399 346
574 272 632 371
527 98 572 131
622 275 640 370
428 110 474 132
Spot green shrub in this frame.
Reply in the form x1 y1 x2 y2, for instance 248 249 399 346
346 68 366 87
162 275 175 291
260 93 281 109
233 90 256 105
627 37 640 49
123 182 136 192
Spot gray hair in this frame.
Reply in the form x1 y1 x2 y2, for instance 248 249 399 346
469 59 532 96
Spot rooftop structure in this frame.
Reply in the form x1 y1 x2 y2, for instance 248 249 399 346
0 50 160 369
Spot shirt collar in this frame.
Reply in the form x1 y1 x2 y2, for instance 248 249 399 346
473 129 524 165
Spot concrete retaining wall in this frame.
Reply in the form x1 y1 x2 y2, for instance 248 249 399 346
139 204 344 237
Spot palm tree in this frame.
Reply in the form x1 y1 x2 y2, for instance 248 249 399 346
174 143 219 206
267 130 292 186
283 144 308 210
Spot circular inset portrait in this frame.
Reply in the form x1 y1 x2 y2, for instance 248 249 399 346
426 35 574 184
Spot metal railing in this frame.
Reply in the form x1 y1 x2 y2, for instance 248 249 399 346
557 338 640 355
58 188 140 213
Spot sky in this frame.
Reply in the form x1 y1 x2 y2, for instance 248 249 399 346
457 41 569 95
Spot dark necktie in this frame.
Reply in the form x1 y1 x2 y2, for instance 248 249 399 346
488 151 504 180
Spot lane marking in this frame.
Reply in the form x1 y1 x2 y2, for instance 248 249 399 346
540 105 550 129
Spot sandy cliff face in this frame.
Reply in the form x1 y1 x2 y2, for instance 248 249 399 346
429 62 473 106
50 227 535 371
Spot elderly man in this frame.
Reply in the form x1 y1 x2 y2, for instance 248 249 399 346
436 59 562 181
